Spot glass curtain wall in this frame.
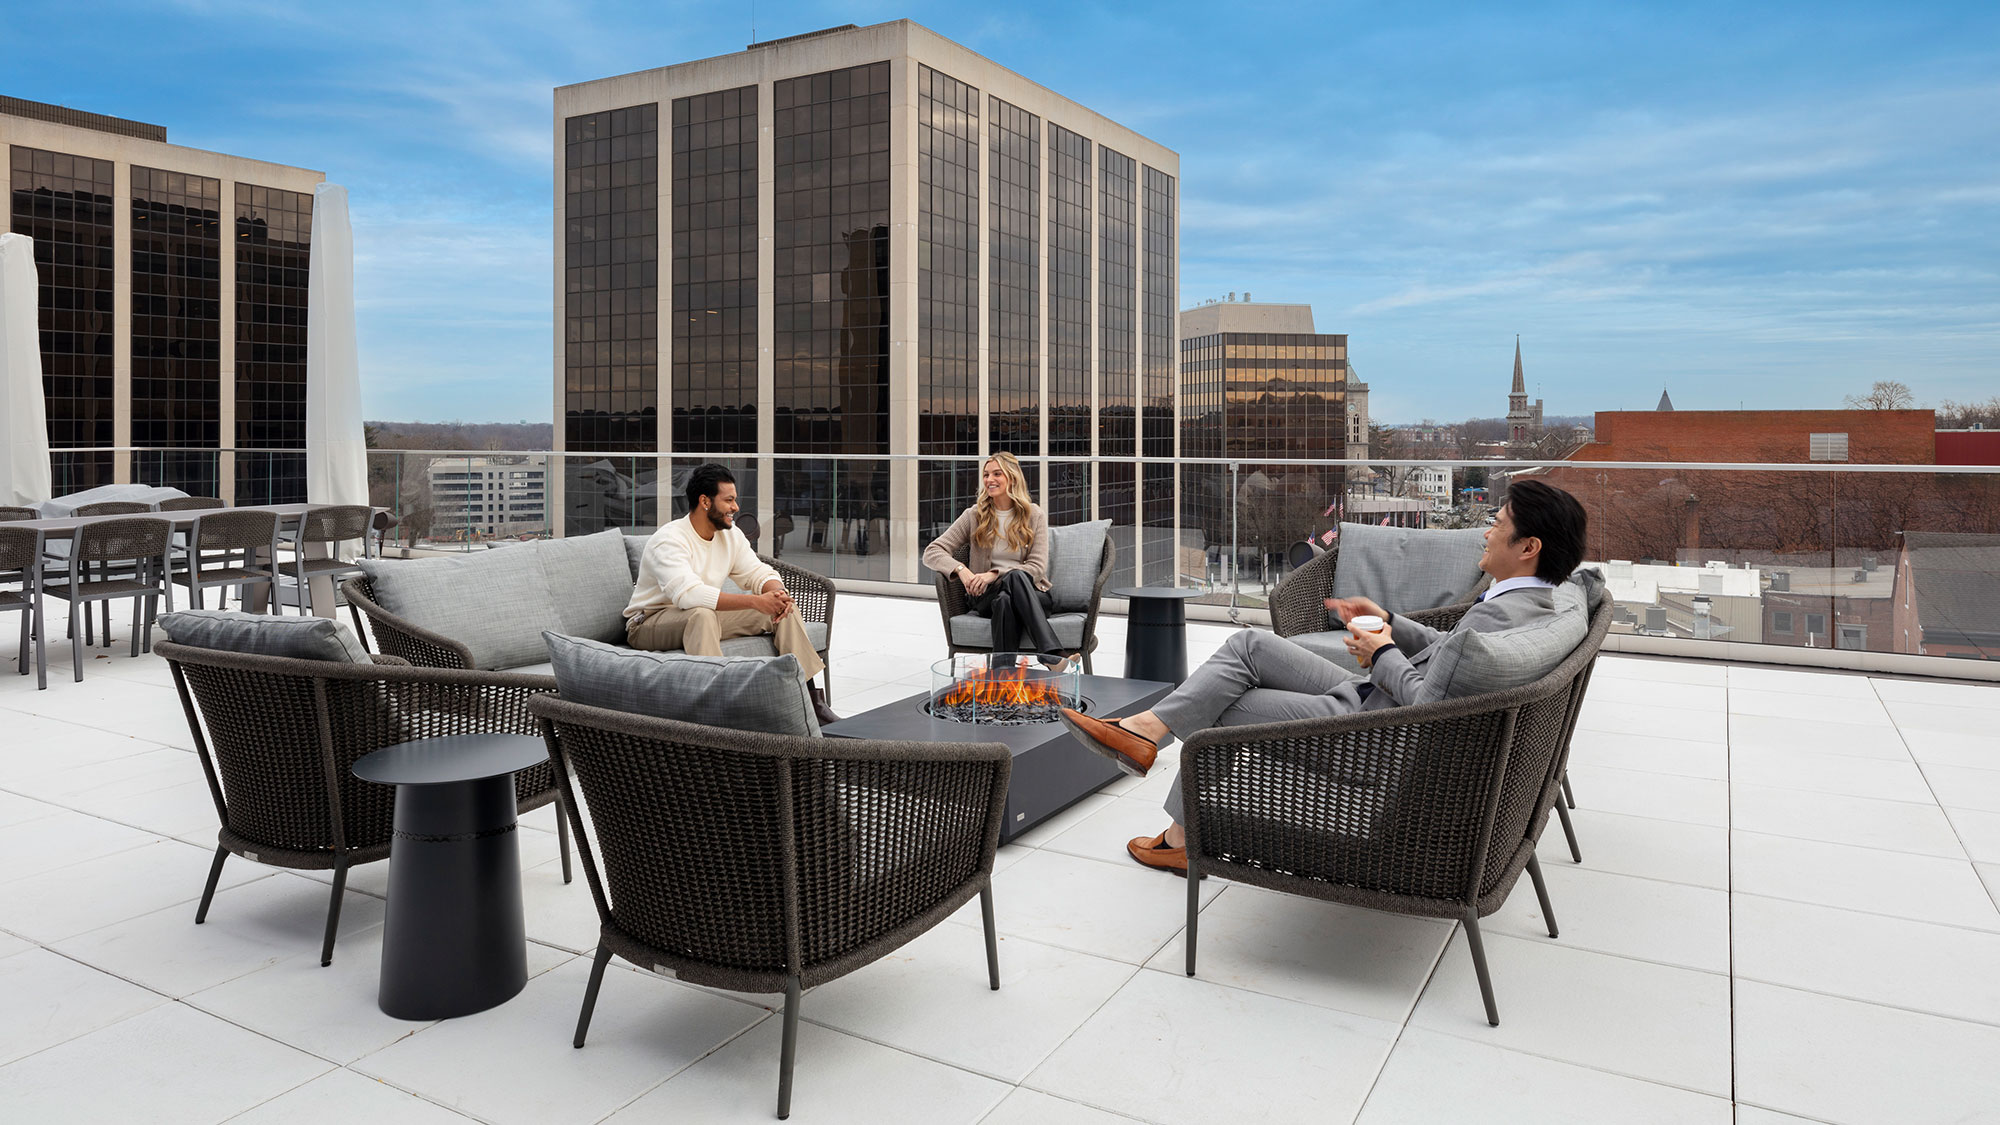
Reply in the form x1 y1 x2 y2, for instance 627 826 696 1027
1140 165 1177 583
917 65 981 547
131 166 222 496
9 146 115 492
671 86 757 454
1098 146 1139 586
1047 123 1092 526
987 97 1039 463
234 183 311 505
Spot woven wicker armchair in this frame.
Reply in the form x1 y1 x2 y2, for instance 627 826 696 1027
1179 595 1611 1027
933 536 1114 672
341 552 837 689
157 641 573 966
531 694 1010 1120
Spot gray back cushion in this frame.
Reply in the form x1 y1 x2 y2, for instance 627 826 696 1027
1045 519 1110 611
534 529 632 643
1331 524 1487 615
358 549 561 670
158 610 371 663
1415 581 1590 704
545 632 820 737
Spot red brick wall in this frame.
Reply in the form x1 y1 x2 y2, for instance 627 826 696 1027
1573 410 1936 465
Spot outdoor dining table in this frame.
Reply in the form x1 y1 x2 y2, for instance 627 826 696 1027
15 502 367 617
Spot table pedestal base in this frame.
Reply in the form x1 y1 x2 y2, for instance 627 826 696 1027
378 774 527 1020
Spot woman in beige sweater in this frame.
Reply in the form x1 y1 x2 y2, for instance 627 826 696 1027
922 452 1063 658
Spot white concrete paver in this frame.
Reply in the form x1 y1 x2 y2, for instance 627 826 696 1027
0 592 1997 1123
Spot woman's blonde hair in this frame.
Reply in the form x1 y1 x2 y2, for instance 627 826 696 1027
972 453 1037 555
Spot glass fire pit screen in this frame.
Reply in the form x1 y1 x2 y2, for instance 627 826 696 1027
929 653 1083 725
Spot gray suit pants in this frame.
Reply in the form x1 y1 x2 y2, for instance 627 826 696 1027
1154 630 1368 822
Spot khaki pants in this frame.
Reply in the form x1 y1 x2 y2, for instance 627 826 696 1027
626 604 825 682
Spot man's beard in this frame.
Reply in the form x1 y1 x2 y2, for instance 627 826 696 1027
708 508 734 528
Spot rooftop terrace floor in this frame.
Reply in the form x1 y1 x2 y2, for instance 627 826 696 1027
2 593 1998 1123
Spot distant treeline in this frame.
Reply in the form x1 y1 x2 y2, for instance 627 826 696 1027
365 421 555 451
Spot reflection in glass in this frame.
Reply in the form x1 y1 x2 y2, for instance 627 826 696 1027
564 103 660 465
672 87 757 452
988 96 1039 458
235 181 313 504
132 165 223 496
10 145 115 490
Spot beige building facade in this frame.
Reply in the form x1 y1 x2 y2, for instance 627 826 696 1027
2 97 323 502
553 21 1181 586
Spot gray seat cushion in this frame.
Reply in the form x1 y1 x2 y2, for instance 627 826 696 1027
358 550 561 670
1045 519 1109 611
949 612 1087 650
519 620 828 675
535 529 632 643
158 609 371 663
1329 524 1487 624
544 632 820 737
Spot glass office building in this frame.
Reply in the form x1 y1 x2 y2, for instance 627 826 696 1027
554 20 1181 585
2 97 324 501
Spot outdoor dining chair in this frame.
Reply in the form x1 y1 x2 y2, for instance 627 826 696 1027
287 505 371 617
50 500 157 646
43 516 174 679
0 525 47 689
173 510 280 612
0 506 38 522
159 496 229 603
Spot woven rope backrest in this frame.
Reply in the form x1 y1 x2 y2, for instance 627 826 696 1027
174 659 397 853
159 496 226 511
551 716 792 974
298 505 371 544
73 517 172 563
194 509 279 552
73 501 152 517
769 555 830 624
789 755 995 968
0 526 38 572
0 506 37 522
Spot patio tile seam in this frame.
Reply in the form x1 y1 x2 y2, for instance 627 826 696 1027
1397 1017 1735 1103
1721 812 1971 862
1726 970 2000 1033
1730 1098 1840 1125
579 1007 785 1125
1325 913 1457 1124
1721 879 2000 937
0 993 335 1088
0 947 176 1067
975 1090 1162 1125
1130 958 1441 1029
1723 671 1738 1112
0 836 162 890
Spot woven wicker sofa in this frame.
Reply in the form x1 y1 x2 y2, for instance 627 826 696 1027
341 529 834 689
1179 590 1612 1026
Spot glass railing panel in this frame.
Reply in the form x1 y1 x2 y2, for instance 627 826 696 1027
1141 461 1175 586
1833 467 2000 660
1099 459 1138 590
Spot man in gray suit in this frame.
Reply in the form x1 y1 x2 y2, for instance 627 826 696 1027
1059 480 1589 875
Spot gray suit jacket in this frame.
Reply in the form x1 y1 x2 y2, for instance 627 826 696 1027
1353 586 1560 711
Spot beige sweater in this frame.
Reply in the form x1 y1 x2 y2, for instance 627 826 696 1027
922 504 1051 591
624 515 780 619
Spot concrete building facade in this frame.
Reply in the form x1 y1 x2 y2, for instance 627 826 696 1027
428 457 550 540
3 97 323 502
553 21 1181 586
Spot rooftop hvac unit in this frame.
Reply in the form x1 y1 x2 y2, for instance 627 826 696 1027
1698 573 1724 596
1852 570 1868 583
1862 556 1878 572
1770 571 1790 592
1645 606 1668 633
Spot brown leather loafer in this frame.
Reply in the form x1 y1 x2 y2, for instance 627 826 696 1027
1057 707 1157 777
1127 831 1191 877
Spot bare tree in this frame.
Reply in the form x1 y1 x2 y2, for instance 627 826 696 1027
1843 380 1915 410
1936 395 2000 429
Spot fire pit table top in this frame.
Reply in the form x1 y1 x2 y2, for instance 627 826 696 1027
821 672 1176 843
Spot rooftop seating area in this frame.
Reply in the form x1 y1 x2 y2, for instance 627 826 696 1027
2 589 1998 1123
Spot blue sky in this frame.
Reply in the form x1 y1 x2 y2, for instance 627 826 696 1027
12 1 1999 424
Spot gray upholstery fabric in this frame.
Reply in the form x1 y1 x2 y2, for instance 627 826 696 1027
1045 519 1109 610
1328 524 1488 623
157 609 371 663
544 632 820 737
357 549 562 670
949 612 1086 649
535 529 632 643
1291 628 1363 674
512 617 826 678
1417 581 1590 700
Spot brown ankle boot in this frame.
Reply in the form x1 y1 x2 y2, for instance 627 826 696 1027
808 684 841 726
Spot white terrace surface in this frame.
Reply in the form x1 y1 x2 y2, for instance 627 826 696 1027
3 593 1999 1124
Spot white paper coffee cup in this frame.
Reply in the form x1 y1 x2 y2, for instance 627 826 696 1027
1346 614 1387 635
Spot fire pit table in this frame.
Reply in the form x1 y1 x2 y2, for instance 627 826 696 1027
821 653 1174 844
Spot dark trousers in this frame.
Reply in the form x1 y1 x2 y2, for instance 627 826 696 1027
969 568 1060 655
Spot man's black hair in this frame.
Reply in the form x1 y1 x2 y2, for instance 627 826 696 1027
1502 479 1588 582
686 462 736 514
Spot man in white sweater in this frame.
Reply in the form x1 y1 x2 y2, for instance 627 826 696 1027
625 463 837 724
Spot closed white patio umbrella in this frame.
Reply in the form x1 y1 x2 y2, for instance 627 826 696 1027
305 183 367 508
0 233 52 508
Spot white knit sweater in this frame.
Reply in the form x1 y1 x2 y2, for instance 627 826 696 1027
624 515 780 620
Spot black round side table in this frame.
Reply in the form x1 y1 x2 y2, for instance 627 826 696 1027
352 733 550 1021
1113 586 1205 685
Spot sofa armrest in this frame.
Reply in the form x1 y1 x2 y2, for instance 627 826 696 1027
340 577 477 670
765 554 834 636
1269 547 1340 638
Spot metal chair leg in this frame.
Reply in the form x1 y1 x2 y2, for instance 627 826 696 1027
1526 854 1559 939
1562 772 1576 810
777 975 802 1120
129 594 142 657
980 886 1000 990
321 857 349 966
194 845 228 923
1185 851 1201 976
1553 796 1583 863
69 598 83 682
1462 910 1500 1026
554 795 573 885
573 944 613 1048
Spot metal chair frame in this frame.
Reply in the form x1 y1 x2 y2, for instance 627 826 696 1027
43 516 175 679
0 526 48 689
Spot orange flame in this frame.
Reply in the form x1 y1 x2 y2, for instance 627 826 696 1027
942 664 1064 710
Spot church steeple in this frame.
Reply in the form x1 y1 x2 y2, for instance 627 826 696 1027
1507 335 1533 442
